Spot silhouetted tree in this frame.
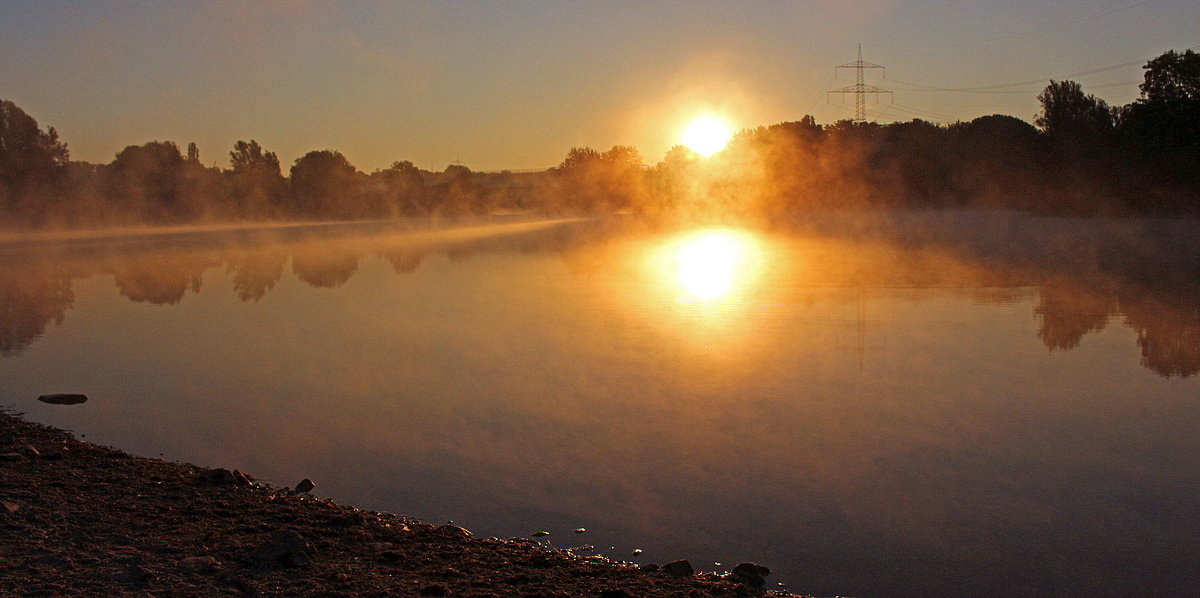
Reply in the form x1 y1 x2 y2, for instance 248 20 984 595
1139 49 1200 102
376 160 424 214
558 147 601 172
423 163 479 215
107 141 190 222
1117 50 1200 162
228 140 285 217
555 146 645 212
444 163 471 181
230 140 280 173
0 99 69 222
1035 80 1114 139
948 115 1041 207
186 142 200 163
288 150 361 218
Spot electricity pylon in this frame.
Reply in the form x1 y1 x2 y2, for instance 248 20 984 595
828 44 893 123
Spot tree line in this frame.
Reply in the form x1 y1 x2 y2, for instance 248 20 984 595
2 49 1198 229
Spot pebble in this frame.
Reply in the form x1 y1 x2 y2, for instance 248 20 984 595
294 478 316 493
574 527 586 533
530 531 549 538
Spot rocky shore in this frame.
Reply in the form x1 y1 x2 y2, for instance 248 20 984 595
0 410 799 597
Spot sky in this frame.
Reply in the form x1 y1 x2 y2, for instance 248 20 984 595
1 1 1197 173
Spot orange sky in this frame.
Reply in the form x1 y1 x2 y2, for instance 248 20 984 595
1 1 1196 172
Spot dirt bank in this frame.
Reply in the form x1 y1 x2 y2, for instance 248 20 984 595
0 410 799 597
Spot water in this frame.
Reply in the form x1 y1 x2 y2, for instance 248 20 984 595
2 213 1199 597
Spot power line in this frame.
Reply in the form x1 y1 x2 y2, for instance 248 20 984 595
882 44 1200 95
862 1 1153 50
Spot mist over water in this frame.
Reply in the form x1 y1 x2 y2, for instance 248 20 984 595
2 213 1200 597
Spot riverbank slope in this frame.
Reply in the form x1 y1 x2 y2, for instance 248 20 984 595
0 410 795 597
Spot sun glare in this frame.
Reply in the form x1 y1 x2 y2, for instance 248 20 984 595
676 231 746 300
681 116 732 157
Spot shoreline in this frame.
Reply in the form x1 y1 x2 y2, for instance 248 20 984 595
0 410 798 597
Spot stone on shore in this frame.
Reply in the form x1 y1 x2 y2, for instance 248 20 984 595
202 468 251 486
730 562 772 586
662 559 694 577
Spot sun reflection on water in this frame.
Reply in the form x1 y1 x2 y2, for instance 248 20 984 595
655 228 764 308
675 231 746 300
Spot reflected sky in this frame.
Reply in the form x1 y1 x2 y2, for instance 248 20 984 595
2 214 1200 597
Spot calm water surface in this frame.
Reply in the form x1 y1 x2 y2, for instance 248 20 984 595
2 213 1199 597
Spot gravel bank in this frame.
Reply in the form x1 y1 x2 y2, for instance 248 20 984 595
0 410 800 597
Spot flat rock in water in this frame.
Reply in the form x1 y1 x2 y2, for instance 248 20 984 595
37 393 88 405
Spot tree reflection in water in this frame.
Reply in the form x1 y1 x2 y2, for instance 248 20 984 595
0 215 1198 377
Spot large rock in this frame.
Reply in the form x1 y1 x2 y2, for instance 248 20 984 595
730 562 772 586
662 559 694 577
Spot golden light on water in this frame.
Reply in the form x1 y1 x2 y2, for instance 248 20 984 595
607 227 772 352
670 229 758 301
676 231 742 300
681 116 732 157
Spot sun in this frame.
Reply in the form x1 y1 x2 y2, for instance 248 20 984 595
681 116 732 157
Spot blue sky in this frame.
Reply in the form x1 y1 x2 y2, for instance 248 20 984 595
1 1 1196 171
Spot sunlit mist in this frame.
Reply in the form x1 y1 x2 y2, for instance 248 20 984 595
681 116 732 157
673 230 754 301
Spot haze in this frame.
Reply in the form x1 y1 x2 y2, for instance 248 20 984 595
2 1 1196 172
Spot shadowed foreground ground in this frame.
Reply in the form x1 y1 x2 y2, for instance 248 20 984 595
0 411 799 597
